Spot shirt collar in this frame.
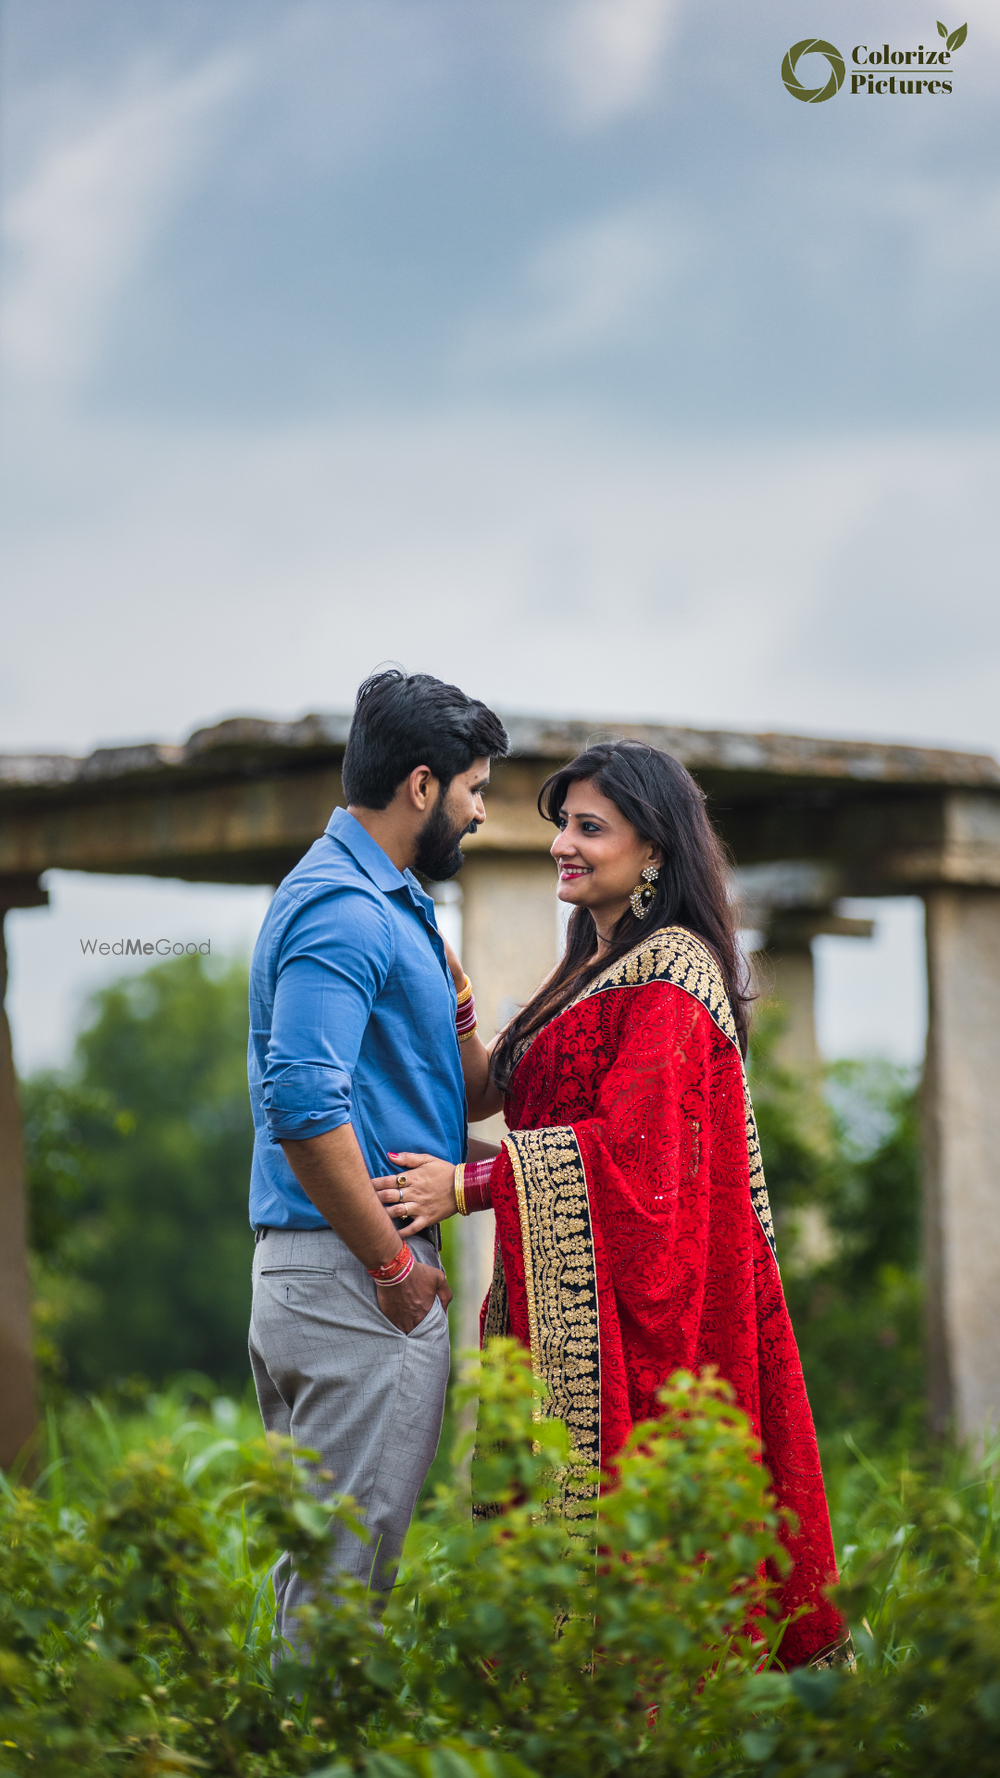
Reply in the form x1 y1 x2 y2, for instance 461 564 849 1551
325 806 429 905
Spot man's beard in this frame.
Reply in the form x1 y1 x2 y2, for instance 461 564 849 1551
414 793 473 881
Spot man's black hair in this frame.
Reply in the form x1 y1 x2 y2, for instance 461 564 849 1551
342 670 509 809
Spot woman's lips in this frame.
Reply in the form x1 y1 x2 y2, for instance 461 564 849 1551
559 866 591 879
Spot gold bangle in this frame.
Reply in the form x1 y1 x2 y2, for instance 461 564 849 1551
454 1163 468 1215
455 974 473 1007
457 1021 478 1044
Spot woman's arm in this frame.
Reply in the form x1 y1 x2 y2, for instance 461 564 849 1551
374 1150 497 1232
441 937 504 1122
461 1031 504 1122
467 1136 501 1161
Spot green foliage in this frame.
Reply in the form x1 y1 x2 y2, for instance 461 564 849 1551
6 1345 1000 1776
723 1434 1000 1775
22 955 256 1391
0 1430 381 1775
24 958 923 1455
391 1346 783 1775
748 1016 923 1449
20 1075 130 1382
0 1346 785 1777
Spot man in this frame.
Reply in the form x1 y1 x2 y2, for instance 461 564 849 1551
247 669 509 1637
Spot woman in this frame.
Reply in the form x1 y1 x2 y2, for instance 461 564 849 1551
377 741 846 1669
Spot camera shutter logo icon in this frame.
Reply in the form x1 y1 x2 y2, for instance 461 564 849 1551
781 38 846 102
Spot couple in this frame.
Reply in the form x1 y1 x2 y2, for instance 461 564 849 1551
247 669 844 1670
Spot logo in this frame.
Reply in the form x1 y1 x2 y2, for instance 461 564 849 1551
937 19 968 50
781 39 845 103
79 938 212 957
781 22 967 102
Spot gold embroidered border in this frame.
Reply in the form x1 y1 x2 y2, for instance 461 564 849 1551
570 924 739 1046
481 1243 509 1345
743 1079 777 1258
505 1125 601 1528
809 1633 857 1671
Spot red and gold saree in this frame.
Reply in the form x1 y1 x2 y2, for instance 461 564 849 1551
480 925 844 1670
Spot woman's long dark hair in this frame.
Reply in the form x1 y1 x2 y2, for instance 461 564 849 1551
490 740 752 1092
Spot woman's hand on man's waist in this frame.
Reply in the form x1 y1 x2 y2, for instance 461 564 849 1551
373 1151 458 1233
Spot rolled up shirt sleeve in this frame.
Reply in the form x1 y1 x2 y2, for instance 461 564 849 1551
262 886 392 1143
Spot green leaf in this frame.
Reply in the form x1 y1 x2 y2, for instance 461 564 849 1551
183 1437 239 1484
977 1681 1000 1723
789 1667 841 1711
937 20 948 36
291 1495 334 1537
426 1755 493 1778
741 1728 779 1762
356 1746 538 1778
947 23 967 49
359 1759 418 1778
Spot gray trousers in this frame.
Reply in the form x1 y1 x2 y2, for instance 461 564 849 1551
249 1226 450 1642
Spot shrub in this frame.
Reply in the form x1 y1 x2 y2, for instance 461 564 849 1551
387 1346 783 1776
724 1443 1000 1775
0 1346 782 1776
5 1346 1000 1775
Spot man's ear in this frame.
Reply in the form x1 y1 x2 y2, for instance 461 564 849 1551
405 765 437 812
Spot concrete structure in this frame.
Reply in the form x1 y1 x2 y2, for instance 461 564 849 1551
735 862 875 1074
0 884 43 1474
2 711 1000 1460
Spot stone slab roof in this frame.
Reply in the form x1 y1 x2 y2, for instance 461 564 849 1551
2 712 997 807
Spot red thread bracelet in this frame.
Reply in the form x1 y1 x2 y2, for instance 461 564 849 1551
368 1244 415 1285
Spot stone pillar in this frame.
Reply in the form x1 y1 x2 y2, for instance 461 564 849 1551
453 852 560 1359
923 887 1000 1442
759 908 873 1077
461 852 560 1044
0 910 38 1472
764 943 821 1074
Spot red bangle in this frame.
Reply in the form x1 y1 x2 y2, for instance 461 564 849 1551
456 989 477 1038
368 1244 414 1285
457 1156 495 1214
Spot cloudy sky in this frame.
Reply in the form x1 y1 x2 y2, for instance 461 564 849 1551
1 0 996 1066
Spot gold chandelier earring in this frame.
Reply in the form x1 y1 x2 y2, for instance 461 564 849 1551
629 864 659 919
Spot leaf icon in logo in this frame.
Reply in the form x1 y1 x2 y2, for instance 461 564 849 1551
947 23 968 50
937 20 948 36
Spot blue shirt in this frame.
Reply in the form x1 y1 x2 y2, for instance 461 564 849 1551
247 806 466 1229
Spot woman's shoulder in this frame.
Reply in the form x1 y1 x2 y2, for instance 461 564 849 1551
570 925 740 1049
